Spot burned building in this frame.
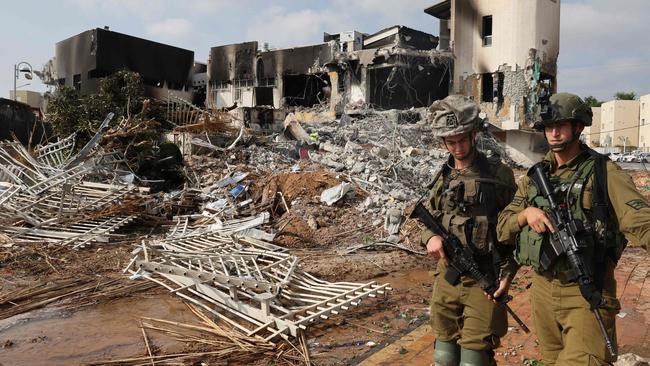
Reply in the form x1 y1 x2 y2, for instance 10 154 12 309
425 0 560 164
332 26 451 111
52 28 195 100
206 25 452 112
207 41 335 110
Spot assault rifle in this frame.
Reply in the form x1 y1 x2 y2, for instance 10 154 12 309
528 162 617 357
410 201 530 333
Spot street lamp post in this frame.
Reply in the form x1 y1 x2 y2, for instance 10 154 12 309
13 62 33 101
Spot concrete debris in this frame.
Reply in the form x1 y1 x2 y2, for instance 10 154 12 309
614 354 650 366
283 113 315 145
320 182 352 206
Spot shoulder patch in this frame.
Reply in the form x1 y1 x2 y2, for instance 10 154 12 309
511 196 525 206
626 199 650 210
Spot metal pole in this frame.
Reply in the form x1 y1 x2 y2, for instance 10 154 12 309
13 64 17 101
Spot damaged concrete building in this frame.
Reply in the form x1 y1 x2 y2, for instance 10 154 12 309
425 0 560 164
206 25 452 114
48 27 198 101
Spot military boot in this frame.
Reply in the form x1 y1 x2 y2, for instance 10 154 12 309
459 348 494 366
433 340 460 366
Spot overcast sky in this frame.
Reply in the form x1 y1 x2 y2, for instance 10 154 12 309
1 0 649 101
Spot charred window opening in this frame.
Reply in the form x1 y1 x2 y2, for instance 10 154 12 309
282 73 330 107
496 72 504 106
256 59 264 85
539 73 554 102
88 69 110 79
481 73 493 103
255 87 274 106
368 64 449 110
482 16 493 46
73 74 81 91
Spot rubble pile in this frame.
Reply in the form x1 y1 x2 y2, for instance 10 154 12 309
308 109 445 213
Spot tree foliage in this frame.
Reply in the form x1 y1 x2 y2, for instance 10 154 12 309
584 96 603 107
45 70 146 143
45 70 184 191
614 91 636 100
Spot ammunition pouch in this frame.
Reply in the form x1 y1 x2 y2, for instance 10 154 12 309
515 226 546 271
439 214 491 256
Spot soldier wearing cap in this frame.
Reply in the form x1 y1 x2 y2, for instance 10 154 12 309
422 95 518 365
497 92 650 365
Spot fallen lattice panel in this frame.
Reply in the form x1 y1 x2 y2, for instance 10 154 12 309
125 231 391 342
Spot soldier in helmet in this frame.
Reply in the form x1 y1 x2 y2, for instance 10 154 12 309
422 95 518 365
497 93 650 365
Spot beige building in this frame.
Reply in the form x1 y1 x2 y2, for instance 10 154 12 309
599 100 639 152
8 90 45 118
639 94 650 152
9 90 44 111
582 106 601 147
425 0 561 165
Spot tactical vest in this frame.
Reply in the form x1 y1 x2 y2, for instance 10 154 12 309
516 153 627 278
430 153 501 256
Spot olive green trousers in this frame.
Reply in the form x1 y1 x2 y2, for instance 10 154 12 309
430 262 507 351
530 269 620 366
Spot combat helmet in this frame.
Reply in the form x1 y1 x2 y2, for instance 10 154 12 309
428 95 480 137
534 92 593 130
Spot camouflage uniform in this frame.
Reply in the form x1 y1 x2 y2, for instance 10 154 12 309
421 95 518 365
497 93 650 365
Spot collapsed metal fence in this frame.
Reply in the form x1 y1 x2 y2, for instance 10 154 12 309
125 222 390 343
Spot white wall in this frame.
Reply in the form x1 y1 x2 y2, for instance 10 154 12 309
451 0 560 87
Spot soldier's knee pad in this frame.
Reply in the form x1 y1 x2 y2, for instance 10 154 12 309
434 340 460 366
459 348 493 366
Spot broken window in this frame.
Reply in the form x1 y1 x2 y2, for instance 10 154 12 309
259 78 276 87
482 16 493 46
282 73 330 107
368 64 449 110
254 87 274 106
73 74 81 91
496 72 504 106
481 73 493 103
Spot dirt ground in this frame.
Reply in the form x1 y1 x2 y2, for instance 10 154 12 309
1 168 649 365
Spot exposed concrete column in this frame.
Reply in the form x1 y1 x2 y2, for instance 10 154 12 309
361 67 369 105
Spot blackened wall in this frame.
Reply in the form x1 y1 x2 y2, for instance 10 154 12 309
264 44 333 77
208 42 258 82
55 28 194 93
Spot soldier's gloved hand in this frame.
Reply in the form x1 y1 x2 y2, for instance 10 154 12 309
426 235 447 263
486 277 512 304
517 207 555 234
